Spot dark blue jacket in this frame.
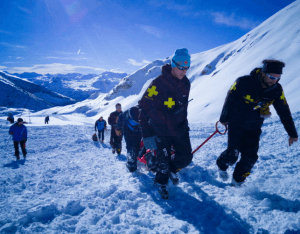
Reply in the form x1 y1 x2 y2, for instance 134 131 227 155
116 107 140 132
95 119 107 131
9 123 27 141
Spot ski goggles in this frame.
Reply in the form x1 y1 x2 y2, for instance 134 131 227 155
172 59 190 71
266 73 281 80
116 106 121 109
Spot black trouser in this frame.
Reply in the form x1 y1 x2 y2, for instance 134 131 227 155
155 130 193 185
124 125 142 169
124 126 142 155
98 129 105 141
216 123 262 182
110 127 123 153
14 140 27 157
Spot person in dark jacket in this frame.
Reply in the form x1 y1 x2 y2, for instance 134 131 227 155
138 48 193 199
9 118 28 160
7 113 14 124
115 106 142 172
95 116 107 142
45 116 50 124
108 103 123 155
217 60 298 186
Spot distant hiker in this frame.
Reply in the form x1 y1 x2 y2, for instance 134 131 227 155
7 113 14 124
95 116 107 142
138 48 193 199
108 103 123 155
45 116 50 124
217 60 298 186
116 105 142 172
9 118 27 160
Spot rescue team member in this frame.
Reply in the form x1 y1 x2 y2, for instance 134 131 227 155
217 59 298 186
138 48 193 199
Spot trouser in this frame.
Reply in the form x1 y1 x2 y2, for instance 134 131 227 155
216 123 262 182
45 120 49 124
124 126 142 170
98 129 105 141
155 130 193 185
124 126 142 155
110 129 123 153
14 140 27 157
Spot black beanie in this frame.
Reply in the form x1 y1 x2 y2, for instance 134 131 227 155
17 118 23 123
262 61 284 74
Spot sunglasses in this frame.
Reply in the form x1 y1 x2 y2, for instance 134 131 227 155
116 106 121 109
266 73 281 80
172 59 189 71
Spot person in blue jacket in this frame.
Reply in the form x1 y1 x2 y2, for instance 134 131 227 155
115 106 142 172
95 116 107 142
9 118 27 160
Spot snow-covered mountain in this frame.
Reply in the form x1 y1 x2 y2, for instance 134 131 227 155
36 1 300 124
0 72 75 111
12 72 127 101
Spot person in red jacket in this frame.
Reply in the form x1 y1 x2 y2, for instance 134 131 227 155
108 103 123 155
138 48 193 199
217 60 298 186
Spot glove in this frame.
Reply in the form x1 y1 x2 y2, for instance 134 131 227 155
143 136 158 150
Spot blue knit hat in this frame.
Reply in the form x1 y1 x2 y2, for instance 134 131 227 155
171 48 191 68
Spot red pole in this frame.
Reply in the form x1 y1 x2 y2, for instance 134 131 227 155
192 121 227 155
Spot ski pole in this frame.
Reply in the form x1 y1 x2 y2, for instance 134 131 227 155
192 121 227 155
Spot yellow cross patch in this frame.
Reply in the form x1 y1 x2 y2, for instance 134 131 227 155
280 91 287 105
244 95 254 104
230 82 237 91
147 86 158 97
280 91 285 101
164 98 175 108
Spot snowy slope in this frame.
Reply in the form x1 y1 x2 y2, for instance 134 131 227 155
0 72 75 110
0 111 299 233
37 0 300 125
13 72 127 101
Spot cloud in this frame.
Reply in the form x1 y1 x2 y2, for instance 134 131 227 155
17 6 32 14
136 24 161 38
211 12 261 30
0 42 26 49
6 63 107 75
0 66 7 70
127 59 151 66
0 30 12 35
46 56 87 60
77 49 81 54
148 0 192 14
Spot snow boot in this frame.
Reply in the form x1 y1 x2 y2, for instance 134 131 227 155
112 149 116 154
117 148 121 156
231 178 245 187
145 150 157 172
155 182 169 200
218 169 229 181
126 152 137 172
169 171 179 185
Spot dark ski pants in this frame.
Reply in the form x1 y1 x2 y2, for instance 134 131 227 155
124 126 142 156
216 123 262 182
123 125 142 170
110 128 123 153
155 130 193 185
98 129 105 141
14 140 27 158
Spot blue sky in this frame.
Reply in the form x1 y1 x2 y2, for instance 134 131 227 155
0 0 295 75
